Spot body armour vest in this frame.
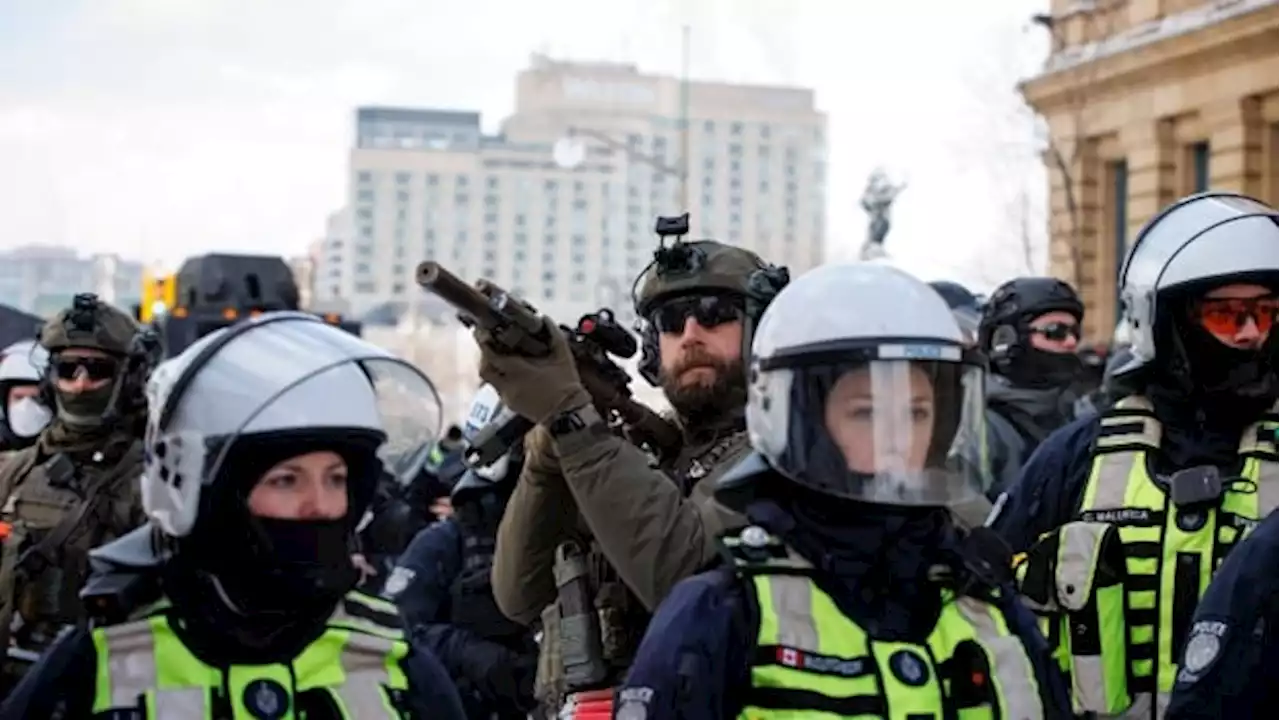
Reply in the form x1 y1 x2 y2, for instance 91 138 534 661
720 528 1048 719
0 440 142 642
534 429 750 708
1017 395 1278 719
91 591 415 719
450 495 528 644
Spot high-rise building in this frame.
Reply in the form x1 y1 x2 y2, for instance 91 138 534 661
317 54 828 324
1022 0 1278 339
0 245 145 316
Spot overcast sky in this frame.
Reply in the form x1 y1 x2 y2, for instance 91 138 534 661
0 0 1051 291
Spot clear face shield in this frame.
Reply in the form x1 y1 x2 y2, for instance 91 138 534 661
774 358 988 507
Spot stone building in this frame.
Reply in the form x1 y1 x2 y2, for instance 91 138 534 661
1022 0 1278 339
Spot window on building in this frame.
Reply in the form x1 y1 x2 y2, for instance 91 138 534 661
426 174 439 186
1188 141 1210 193
357 189 374 202
1105 159 1129 322
357 171 373 183
395 172 411 185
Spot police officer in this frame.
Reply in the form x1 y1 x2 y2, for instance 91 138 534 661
0 340 52 453
616 262 1072 719
0 311 467 718
383 384 537 719
0 294 154 684
992 192 1278 717
482 226 789 714
1167 509 1277 719
978 277 1088 495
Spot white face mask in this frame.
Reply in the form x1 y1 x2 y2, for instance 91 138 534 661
7 397 52 438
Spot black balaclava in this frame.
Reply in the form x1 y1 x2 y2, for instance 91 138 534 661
163 432 383 665
1146 283 1278 468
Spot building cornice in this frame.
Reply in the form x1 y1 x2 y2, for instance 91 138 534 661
1022 1 1278 112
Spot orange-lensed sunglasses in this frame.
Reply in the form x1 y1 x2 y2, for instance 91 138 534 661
1194 296 1278 337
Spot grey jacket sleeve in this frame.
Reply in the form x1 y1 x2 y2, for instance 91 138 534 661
552 424 746 611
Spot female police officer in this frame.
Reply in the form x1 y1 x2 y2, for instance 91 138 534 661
0 311 466 719
615 263 1071 719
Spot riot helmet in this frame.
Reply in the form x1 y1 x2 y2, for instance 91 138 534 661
1113 191 1277 405
978 276 1085 386
631 214 790 425
142 311 442 619
719 263 988 511
38 293 155 432
929 280 982 348
0 340 52 447
452 383 525 502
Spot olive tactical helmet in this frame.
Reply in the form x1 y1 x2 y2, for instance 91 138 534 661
40 293 141 355
634 240 778 317
632 215 790 385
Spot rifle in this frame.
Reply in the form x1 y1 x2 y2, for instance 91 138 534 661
415 262 682 464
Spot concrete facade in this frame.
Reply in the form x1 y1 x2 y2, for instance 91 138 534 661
1022 0 1279 340
317 55 827 325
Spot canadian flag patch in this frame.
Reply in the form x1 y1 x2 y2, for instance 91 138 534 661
777 647 803 668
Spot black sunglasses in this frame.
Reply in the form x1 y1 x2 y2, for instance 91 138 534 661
1029 322 1080 342
650 295 743 334
52 356 119 382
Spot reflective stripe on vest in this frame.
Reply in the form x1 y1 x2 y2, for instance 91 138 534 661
90 591 410 719
725 535 1045 720
1077 395 1279 717
1015 521 1130 714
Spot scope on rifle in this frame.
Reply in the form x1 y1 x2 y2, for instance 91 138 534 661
575 309 637 359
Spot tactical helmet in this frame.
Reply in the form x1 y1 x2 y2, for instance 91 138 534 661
633 240 773 317
40 293 141 355
632 236 790 386
978 277 1083 352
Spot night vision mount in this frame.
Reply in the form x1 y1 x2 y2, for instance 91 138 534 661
652 213 704 279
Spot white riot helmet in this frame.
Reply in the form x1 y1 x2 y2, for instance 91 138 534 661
1115 192 1278 383
0 340 53 442
730 263 988 509
453 383 523 498
142 312 443 540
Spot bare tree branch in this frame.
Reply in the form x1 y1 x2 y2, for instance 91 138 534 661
1036 0 1128 293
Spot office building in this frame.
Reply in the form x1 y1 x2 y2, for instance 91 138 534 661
0 245 145 316
316 54 828 325
1022 0 1278 339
